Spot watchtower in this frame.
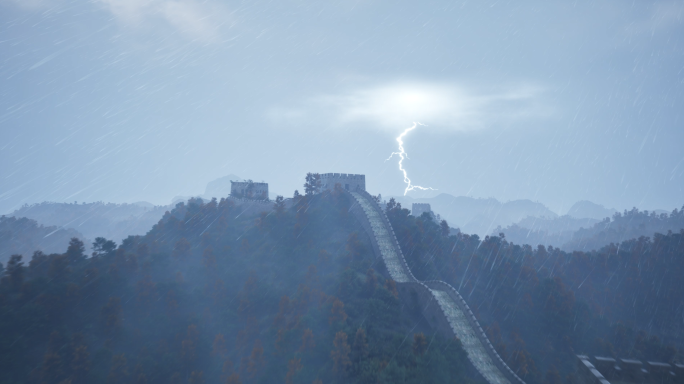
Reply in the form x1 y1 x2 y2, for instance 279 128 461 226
412 203 433 218
230 180 269 200
320 173 366 192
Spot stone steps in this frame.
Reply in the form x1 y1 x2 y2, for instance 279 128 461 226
349 190 524 384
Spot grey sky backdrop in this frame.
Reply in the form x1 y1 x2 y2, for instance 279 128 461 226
1 0 683 215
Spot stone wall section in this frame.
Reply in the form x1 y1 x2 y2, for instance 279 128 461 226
230 181 269 200
320 173 366 192
348 189 525 384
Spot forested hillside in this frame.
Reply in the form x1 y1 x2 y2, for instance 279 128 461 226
384 199 682 384
497 207 684 252
2 192 682 384
0 216 85 265
0 193 473 384
10 202 169 245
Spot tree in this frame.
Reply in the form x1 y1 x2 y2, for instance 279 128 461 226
274 295 291 328
304 173 321 196
92 237 116 258
69 333 90 384
345 233 364 260
247 340 264 378
202 247 217 270
364 269 377 294
285 358 302 384
5 254 24 291
544 366 562 384
329 298 348 324
65 238 86 263
41 332 64 384
412 333 427 356
136 274 157 308
386 197 398 212
274 195 286 216
107 354 128 384
352 328 368 361
212 334 227 357
182 324 199 367
225 373 242 384
101 297 122 332
189 371 205 384
300 329 315 352
440 220 450 237
331 331 351 373
172 238 191 259
384 279 398 298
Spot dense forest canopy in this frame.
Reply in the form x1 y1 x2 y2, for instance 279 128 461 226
1 191 682 384
0 193 473 384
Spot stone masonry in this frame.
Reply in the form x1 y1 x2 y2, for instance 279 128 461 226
230 181 269 200
411 203 434 218
320 173 365 192
575 355 684 384
348 189 524 384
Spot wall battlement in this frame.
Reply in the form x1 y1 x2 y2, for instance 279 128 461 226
320 173 366 192
347 189 524 384
230 181 269 200
411 203 433 217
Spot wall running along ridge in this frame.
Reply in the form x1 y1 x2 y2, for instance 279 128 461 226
348 190 525 384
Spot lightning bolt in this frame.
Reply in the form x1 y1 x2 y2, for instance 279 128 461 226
386 122 437 196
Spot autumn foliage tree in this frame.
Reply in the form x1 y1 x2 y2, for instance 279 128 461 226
331 331 351 373
329 298 348 325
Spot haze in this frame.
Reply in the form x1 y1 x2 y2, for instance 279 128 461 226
1 0 683 214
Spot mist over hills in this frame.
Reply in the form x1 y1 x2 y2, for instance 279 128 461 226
10 201 170 246
566 201 617 220
0 216 86 265
390 193 558 237
6 175 682 260
1 190 680 384
497 207 684 252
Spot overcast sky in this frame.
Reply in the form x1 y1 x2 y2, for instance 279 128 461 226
1 0 683 215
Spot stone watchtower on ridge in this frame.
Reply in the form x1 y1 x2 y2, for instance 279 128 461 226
230 180 269 200
320 173 365 192
412 203 433 217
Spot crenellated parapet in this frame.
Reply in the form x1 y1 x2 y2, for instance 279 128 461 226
347 188 525 384
320 173 366 192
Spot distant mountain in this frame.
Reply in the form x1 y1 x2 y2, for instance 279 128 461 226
0 216 85 265
494 215 598 248
497 206 684 252
495 215 599 249
203 174 242 198
389 193 557 237
10 201 170 246
564 207 684 251
566 200 616 220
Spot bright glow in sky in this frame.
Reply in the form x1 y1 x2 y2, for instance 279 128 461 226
1 0 683 214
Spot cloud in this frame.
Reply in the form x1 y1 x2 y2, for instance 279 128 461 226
269 81 550 131
95 0 229 42
622 1 684 36
1 0 229 42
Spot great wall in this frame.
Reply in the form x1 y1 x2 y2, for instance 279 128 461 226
347 188 526 384
228 173 526 384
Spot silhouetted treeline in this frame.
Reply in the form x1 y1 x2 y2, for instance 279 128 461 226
563 206 684 251
0 215 85 265
0 193 474 384
11 201 169 245
498 206 684 252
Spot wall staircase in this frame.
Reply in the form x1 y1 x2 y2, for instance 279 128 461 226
348 190 526 384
